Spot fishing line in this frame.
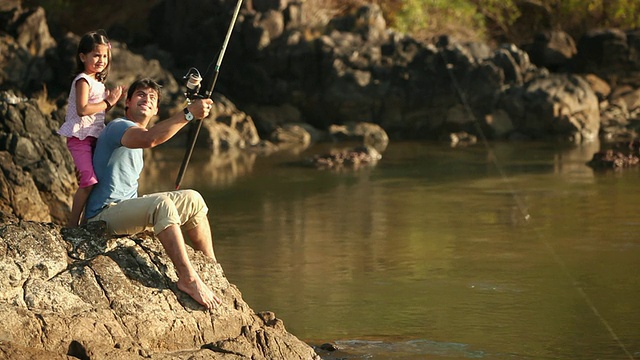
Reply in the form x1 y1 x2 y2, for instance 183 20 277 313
438 43 635 360
440 59 531 222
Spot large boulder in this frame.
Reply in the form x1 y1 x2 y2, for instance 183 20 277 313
491 73 600 141
0 218 320 359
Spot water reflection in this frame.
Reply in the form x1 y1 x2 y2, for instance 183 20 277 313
139 141 640 359
140 147 258 192
140 140 602 192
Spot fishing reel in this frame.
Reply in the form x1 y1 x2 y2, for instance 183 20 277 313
183 67 203 102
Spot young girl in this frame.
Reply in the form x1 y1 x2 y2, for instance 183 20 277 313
58 30 125 227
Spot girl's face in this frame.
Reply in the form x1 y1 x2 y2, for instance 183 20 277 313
79 44 109 75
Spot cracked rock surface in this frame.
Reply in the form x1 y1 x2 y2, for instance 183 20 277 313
0 218 319 359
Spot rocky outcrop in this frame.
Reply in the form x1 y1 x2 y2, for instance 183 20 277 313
8 0 640 145
0 93 75 224
144 1 623 142
0 218 320 359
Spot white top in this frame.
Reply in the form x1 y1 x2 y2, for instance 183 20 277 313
58 73 106 139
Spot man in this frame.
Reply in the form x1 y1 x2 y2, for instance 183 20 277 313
85 78 220 309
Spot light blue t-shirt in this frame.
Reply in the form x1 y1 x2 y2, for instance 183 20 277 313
85 118 143 219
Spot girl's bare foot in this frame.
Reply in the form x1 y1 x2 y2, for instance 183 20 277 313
177 275 222 309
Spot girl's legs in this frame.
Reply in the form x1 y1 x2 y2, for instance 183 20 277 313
66 136 98 227
69 185 93 227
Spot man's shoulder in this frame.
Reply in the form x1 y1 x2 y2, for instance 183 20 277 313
104 118 135 131
99 118 136 143
107 117 135 126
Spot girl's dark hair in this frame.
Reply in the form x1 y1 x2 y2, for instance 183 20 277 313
75 29 111 82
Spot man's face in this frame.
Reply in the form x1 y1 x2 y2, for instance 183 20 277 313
126 86 159 119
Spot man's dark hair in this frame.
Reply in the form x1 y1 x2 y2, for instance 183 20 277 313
126 78 163 101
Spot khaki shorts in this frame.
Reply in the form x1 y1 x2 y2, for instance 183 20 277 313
88 189 209 236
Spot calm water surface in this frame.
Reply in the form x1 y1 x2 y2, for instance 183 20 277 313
140 141 640 360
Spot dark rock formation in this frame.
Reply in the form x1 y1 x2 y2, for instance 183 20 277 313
120 0 616 142
0 92 75 224
303 145 382 170
524 30 577 71
587 149 640 168
5 0 640 146
8 0 640 147
587 139 640 169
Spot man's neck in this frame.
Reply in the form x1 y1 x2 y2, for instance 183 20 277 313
124 112 149 128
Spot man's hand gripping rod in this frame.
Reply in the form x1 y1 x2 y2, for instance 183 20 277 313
175 0 244 190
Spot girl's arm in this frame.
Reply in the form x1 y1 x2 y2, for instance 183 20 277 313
75 79 109 116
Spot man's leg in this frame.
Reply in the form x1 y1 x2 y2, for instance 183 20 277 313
157 224 221 309
160 190 217 261
186 216 216 261
89 194 220 308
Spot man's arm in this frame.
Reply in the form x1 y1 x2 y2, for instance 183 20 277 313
121 98 213 149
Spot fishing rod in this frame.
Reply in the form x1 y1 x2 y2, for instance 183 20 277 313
175 0 244 190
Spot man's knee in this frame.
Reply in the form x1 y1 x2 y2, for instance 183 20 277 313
184 189 205 205
151 194 181 234
178 190 208 230
180 189 207 215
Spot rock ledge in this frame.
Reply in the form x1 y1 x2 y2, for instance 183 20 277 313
0 217 319 360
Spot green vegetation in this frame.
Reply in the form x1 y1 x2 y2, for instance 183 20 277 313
392 0 489 41
322 0 640 44
553 0 640 33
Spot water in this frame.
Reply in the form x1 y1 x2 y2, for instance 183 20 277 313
140 141 640 359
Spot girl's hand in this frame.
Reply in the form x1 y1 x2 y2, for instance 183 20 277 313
105 85 126 109
118 86 128 100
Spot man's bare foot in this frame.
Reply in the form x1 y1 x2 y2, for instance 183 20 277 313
177 275 222 309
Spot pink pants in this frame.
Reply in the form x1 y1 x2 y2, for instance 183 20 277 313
67 136 98 188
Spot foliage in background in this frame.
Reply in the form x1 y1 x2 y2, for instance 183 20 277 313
480 0 640 44
393 0 489 42
553 0 640 35
313 0 640 46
